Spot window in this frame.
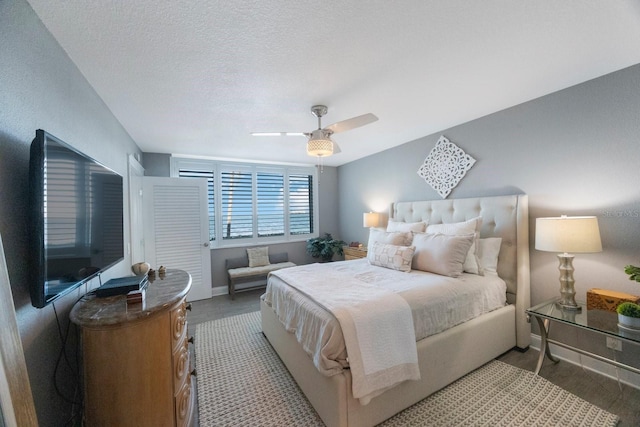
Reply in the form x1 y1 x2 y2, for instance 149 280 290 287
174 158 317 247
289 173 313 235
257 172 284 237
221 169 253 240
175 168 216 241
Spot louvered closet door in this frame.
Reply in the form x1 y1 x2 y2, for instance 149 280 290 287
143 177 212 301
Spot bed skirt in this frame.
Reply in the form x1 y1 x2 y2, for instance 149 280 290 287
261 299 516 427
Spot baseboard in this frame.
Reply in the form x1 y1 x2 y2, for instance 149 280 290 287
212 285 227 297
530 333 640 390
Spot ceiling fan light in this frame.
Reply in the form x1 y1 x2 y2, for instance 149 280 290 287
306 130 334 157
307 138 333 157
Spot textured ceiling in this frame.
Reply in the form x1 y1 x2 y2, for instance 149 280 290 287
26 0 640 167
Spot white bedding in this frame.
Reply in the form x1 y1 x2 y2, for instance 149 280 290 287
263 259 507 379
269 262 420 404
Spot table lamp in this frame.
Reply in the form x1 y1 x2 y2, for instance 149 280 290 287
535 215 602 311
363 212 380 228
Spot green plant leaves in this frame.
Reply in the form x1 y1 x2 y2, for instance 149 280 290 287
624 265 640 282
306 233 346 262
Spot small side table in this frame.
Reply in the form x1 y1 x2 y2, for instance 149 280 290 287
343 246 368 260
526 299 640 376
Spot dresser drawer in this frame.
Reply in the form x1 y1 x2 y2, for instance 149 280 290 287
171 301 188 352
173 339 190 393
175 377 194 427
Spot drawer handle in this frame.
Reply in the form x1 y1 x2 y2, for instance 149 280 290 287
188 336 195 344
185 303 192 311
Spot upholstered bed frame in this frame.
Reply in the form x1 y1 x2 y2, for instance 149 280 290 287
261 194 530 427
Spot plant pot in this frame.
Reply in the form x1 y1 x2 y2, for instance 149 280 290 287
617 313 640 330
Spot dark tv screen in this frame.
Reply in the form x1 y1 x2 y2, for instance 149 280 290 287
29 129 124 308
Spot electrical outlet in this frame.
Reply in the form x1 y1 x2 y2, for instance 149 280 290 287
606 336 622 351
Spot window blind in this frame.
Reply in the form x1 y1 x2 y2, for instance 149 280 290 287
221 170 253 240
177 169 216 241
289 173 313 235
257 172 284 237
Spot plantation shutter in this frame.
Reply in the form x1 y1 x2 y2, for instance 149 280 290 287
178 169 215 241
142 177 212 301
289 173 314 235
257 172 285 237
221 170 253 240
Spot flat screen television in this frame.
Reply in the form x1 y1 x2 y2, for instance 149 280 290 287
29 129 124 308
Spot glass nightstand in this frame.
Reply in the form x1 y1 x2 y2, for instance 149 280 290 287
526 299 640 375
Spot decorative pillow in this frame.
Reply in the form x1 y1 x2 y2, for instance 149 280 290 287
367 242 415 273
367 228 413 248
247 246 270 268
411 232 474 277
386 220 427 233
479 238 502 274
426 217 482 275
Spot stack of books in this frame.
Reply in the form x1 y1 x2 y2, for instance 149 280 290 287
126 287 146 306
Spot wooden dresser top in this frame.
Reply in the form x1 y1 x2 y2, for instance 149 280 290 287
70 269 191 328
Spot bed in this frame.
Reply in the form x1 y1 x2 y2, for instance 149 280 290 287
260 194 530 427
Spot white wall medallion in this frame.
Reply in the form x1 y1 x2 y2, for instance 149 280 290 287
417 135 476 199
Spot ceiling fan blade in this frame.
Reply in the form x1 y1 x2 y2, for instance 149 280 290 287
250 132 305 137
325 113 378 134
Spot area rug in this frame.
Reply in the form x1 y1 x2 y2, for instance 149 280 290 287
195 311 619 427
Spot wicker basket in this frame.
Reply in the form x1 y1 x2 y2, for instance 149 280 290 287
586 288 640 312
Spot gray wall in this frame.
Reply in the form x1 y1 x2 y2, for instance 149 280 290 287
338 63 640 368
142 153 341 288
0 0 140 425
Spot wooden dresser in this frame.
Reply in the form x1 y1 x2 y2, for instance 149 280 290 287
343 246 368 260
70 269 194 427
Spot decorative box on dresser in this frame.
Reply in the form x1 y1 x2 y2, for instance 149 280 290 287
343 246 368 260
70 269 194 427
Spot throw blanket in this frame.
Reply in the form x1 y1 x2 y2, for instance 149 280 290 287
271 263 420 404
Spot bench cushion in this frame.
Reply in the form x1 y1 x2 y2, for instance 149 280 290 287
228 262 296 279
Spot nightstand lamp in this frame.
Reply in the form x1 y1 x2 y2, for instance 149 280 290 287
363 212 380 228
535 215 602 311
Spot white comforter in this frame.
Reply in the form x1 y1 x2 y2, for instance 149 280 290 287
270 262 420 404
264 259 507 403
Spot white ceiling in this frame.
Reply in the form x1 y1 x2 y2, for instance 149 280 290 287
27 0 640 167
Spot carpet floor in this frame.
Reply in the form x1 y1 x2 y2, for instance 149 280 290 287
195 311 619 426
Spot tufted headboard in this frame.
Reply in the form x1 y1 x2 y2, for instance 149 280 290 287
390 194 531 349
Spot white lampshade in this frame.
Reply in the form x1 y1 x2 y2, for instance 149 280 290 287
535 216 602 254
363 212 380 228
306 130 333 157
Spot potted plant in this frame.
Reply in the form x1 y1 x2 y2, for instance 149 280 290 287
615 264 640 328
306 233 346 262
616 302 640 329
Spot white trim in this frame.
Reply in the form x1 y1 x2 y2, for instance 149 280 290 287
530 333 640 389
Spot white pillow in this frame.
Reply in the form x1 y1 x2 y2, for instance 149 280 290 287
386 220 427 233
367 228 413 248
367 242 415 273
479 238 502 274
411 233 474 277
426 217 482 275
247 246 270 268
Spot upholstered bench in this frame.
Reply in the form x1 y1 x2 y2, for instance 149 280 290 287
225 252 296 299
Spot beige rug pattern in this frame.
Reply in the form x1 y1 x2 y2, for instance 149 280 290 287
195 311 619 426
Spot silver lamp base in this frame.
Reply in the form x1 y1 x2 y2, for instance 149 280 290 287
556 253 581 311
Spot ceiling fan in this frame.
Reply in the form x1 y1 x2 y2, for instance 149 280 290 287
251 105 378 158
